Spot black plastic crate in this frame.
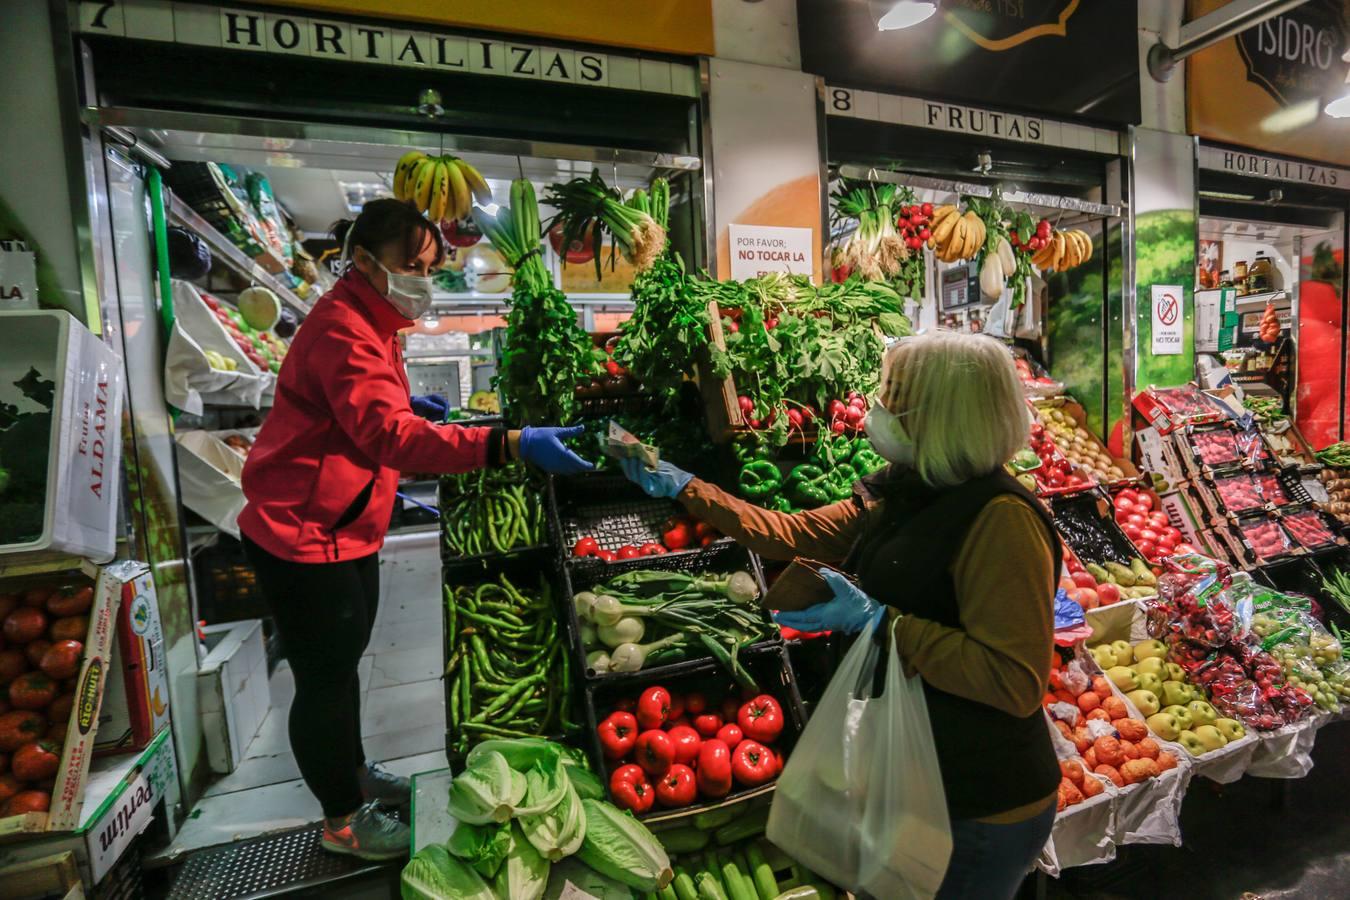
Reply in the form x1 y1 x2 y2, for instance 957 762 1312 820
582 644 805 825
549 471 695 558
1277 507 1345 551
1253 556 1325 599
439 469 551 564
562 540 775 685
442 549 582 764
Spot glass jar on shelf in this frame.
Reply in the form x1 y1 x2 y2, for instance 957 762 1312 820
1233 260 1249 295
1248 254 1273 294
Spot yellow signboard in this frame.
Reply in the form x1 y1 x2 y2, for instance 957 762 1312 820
1186 0 1350 167
249 0 714 57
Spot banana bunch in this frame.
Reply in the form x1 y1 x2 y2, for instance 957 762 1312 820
392 151 493 224
1032 228 1093 273
929 206 987 263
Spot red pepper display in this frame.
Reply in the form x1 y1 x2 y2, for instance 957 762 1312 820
609 764 655 813
597 711 639 759
737 695 785 743
731 739 776 787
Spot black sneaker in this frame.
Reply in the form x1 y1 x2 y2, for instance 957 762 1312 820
321 801 409 861
358 761 411 806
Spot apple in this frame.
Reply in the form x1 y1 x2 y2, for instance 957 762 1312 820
1133 657 1166 678
1091 646 1118 670
1146 712 1182 741
1161 681 1193 708
1071 571 1097 589
1077 588 1100 610
1136 672 1164 696
1096 583 1121 605
1214 718 1246 742
1110 640 1134 666
1106 666 1140 692
1127 689 1161 717
1164 663 1186 683
1133 639 1167 661
1163 704 1194 731
1176 730 1206 756
1186 700 1218 727
1193 725 1228 751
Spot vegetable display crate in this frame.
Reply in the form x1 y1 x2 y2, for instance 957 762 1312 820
1052 490 1146 567
1212 518 1301 568
1253 556 1325 600
437 469 550 565
562 540 775 685
550 472 726 560
1173 423 1276 481
1188 469 1311 525
582 644 805 825
441 548 582 765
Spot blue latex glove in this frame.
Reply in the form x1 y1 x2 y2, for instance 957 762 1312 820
518 426 595 475
411 394 449 421
620 457 694 499
773 568 884 634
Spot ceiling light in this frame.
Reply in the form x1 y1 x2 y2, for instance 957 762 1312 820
870 1 938 31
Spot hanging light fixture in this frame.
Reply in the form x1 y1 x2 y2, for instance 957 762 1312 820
868 0 938 31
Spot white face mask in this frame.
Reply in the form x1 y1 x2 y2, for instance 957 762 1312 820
863 399 916 465
370 256 436 319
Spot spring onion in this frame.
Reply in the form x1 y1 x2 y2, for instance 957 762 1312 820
598 617 646 648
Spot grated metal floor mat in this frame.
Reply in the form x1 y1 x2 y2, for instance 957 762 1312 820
164 825 394 899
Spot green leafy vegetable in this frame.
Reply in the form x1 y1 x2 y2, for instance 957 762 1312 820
446 821 512 879
518 778 586 862
447 750 523 824
575 797 674 893
492 823 550 900
400 844 495 900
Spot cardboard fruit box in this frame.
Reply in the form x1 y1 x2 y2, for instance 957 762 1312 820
0 558 129 838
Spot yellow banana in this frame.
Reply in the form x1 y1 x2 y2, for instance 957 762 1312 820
445 158 472 221
456 160 493 206
932 209 960 247
946 219 967 262
393 150 425 201
428 159 450 222
412 158 436 212
1079 231 1094 263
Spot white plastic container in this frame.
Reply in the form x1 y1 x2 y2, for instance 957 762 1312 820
0 310 125 562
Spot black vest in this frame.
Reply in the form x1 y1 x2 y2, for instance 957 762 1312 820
845 465 1062 820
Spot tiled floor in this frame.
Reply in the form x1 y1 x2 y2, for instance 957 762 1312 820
158 531 446 860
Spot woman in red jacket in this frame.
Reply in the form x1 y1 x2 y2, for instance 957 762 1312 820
239 199 590 860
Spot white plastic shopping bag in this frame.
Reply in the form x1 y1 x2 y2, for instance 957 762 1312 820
767 618 952 898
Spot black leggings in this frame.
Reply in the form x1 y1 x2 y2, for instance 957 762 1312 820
242 536 380 819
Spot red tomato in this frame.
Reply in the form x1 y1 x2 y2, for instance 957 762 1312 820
609 764 654 813
636 687 671 730
2 608 47 645
1148 512 1171 529
1135 494 1155 511
683 692 708 716
692 713 723 739
1125 514 1147 528
654 763 697 808
1121 524 1143 541
46 586 92 618
573 537 599 558
11 741 59 782
616 546 642 560
0 711 45 752
720 696 742 723
634 730 675 777
46 693 74 727
716 723 743 749
695 739 733 798
595 549 618 563
8 673 56 711
1136 540 1157 559
39 641 82 681
1117 489 1140 505
731 739 778 787
666 725 702 767
1138 529 1160 544
1174 543 1197 555
737 695 786 743
0 595 17 621
0 651 25 686
597 711 639 759
21 590 50 609
1112 497 1135 514
4 790 51 816
0 774 20 803
637 542 668 556
1070 572 1097 590
23 640 50 669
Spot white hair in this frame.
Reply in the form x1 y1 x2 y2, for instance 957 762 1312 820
878 331 1030 488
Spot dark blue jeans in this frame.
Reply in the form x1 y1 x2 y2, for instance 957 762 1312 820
934 801 1056 900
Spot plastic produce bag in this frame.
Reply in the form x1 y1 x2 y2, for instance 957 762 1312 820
767 616 952 899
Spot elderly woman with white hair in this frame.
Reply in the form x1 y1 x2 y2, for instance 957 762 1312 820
621 330 1059 899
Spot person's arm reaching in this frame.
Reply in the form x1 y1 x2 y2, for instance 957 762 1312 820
892 496 1055 717
621 459 865 563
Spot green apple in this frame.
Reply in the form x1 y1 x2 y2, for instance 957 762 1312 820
1146 712 1182 741
1161 681 1192 708
1186 700 1218 727
1193 724 1228 751
1164 663 1186 683
1133 639 1168 661
1133 657 1166 678
1127 689 1161 717
1163 704 1194 731
1176 730 1206 756
1091 645 1118 670
1137 672 1164 696
1107 666 1140 692
1110 640 1134 666
1214 718 1246 742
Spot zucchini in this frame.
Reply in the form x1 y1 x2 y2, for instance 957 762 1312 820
719 852 755 900
693 805 742 832
658 887 679 900
696 872 731 900
672 868 699 900
744 843 779 900
659 824 711 854
715 808 770 845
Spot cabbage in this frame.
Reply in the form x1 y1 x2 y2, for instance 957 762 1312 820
493 823 550 900
468 738 568 816
400 844 495 900
575 798 673 892
519 778 585 862
448 750 518 824
445 821 511 879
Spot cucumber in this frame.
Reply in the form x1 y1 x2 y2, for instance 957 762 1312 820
696 872 731 900
744 843 780 900
672 869 699 900
659 886 679 900
715 808 769 845
693 805 742 832
719 852 755 900
659 824 712 854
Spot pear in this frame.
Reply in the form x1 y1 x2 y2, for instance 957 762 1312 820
1176 730 1207 755
1110 640 1134 666
1146 711 1182 741
1127 689 1161 717
1133 639 1168 661
1161 681 1193 708
1163 704 1194 731
1214 718 1246 742
1133 657 1166 678
1193 724 1228 751
1106 666 1140 692
1137 672 1164 696
1164 663 1187 683
1186 700 1218 727
1091 645 1118 670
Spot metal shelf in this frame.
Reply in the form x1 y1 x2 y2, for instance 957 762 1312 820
169 200 314 316
1234 289 1288 309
